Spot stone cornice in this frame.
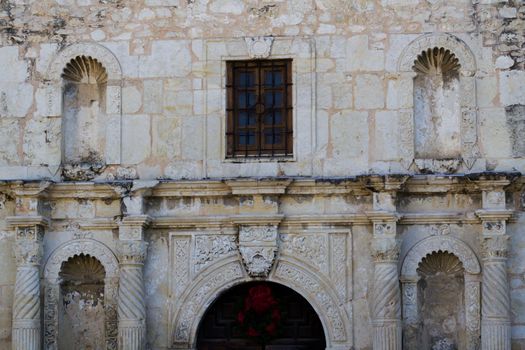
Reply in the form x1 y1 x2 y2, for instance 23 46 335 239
230 214 284 225
366 210 399 222
79 218 119 230
152 181 230 197
47 183 119 199
399 212 479 224
475 209 514 221
359 175 410 192
120 215 152 227
286 178 369 195
225 179 292 195
6 216 50 228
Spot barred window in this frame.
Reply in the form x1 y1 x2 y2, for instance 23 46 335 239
226 60 293 158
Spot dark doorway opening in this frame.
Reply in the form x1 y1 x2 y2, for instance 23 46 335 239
196 282 326 350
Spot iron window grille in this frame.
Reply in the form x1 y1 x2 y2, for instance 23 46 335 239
226 59 293 158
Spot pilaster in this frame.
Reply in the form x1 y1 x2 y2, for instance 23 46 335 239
476 178 513 350
366 176 406 350
117 215 150 350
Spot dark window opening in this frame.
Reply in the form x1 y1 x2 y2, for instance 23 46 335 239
226 60 293 158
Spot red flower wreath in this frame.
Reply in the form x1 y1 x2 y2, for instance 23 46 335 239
235 284 282 345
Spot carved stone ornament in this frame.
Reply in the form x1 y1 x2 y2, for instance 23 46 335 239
481 234 509 259
371 237 400 262
117 240 148 265
374 222 395 236
245 36 274 59
482 220 506 236
238 225 278 277
430 224 451 236
194 235 237 273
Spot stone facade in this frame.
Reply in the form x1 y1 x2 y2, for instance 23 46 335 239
0 0 524 349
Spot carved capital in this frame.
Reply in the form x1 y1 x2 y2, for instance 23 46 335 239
244 36 274 59
14 225 44 266
15 239 43 266
481 234 509 259
238 225 278 277
482 220 506 236
117 240 148 265
373 222 396 236
371 237 400 262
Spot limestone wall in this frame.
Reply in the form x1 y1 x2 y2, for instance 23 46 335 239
0 0 523 180
0 1 524 350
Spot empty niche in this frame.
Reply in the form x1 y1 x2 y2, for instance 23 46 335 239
413 48 461 160
417 252 465 350
62 56 108 168
59 254 106 350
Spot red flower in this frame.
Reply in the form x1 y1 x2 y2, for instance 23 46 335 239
265 322 276 335
248 285 277 314
247 327 260 337
271 308 281 321
237 311 245 324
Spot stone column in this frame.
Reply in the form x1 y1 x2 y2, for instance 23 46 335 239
117 216 150 350
366 180 405 350
11 223 45 350
477 183 513 350
370 218 401 350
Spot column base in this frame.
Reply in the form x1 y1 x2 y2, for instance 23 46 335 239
372 320 401 350
12 319 40 350
119 319 146 350
482 320 511 350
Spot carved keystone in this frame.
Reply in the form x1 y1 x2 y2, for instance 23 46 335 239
238 225 278 277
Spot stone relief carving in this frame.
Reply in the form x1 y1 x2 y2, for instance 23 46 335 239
371 237 400 262
43 239 119 350
280 233 328 274
244 36 274 59
15 226 44 266
482 221 506 236
117 239 148 264
239 225 278 277
430 224 451 236
330 233 348 301
481 234 509 258
401 236 480 277
374 222 395 236
274 262 347 342
398 34 476 74
171 236 190 299
173 262 244 344
194 235 237 273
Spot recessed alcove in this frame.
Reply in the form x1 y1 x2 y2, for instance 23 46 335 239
61 55 108 179
417 252 465 350
413 47 461 161
58 254 106 350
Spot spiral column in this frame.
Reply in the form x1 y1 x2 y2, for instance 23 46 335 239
478 217 511 350
12 225 44 350
117 216 150 350
370 218 402 350
477 183 513 350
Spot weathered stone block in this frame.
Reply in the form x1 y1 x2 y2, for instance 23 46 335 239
500 71 525 106
122 115 151 164
139 41 191 78
355 74 384 109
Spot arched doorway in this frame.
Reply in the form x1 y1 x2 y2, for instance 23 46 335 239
196 282 326 350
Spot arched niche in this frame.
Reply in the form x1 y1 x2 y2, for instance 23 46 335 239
400 236 481 350
170 259 351 350
58 254 106 350
196 281 326 349
397 34 479 172
44 43 122 167
43 239 119 350
62 56 108 167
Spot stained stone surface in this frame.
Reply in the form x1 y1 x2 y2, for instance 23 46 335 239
0 1 524 350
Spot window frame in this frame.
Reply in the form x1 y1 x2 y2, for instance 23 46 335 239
225 59 293 158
